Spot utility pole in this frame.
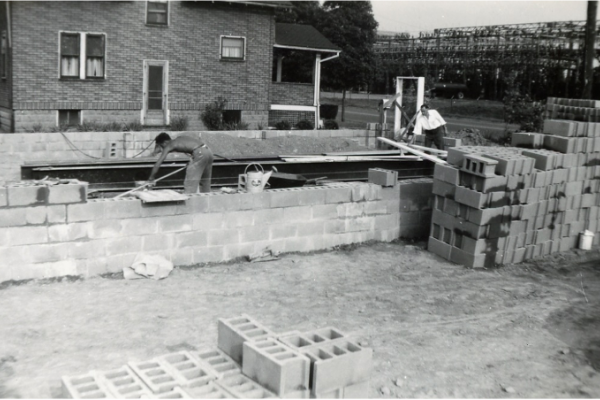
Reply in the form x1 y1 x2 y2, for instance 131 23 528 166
582 0 597 99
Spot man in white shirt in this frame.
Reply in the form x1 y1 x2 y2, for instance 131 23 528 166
412 104 448 150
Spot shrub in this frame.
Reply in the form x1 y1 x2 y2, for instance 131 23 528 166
201 97 227 130
31 123 43 133
295 119 314 130
102 121 123 132
170 115 189 131
78 120 102 132
275 120 292 130
124 120 143 131
503 72 544 132
223 121 249 131
323 119 339 130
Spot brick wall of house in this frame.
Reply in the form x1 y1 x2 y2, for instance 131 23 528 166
0 1 13 132
10 1 276 131
271 82 314 106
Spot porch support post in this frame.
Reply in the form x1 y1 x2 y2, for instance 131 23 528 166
314 53 321 130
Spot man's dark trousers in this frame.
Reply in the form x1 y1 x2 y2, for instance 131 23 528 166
424 126 446 150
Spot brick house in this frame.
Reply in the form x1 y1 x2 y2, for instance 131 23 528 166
0 1 340 133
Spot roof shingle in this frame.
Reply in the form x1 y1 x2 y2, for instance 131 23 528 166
276 23 341 52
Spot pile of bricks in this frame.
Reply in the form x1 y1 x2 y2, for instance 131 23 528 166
428 97 600 268
61 315 372 399
0 180 88 208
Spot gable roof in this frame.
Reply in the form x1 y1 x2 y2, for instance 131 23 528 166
275 23 341 53
212 1 292 9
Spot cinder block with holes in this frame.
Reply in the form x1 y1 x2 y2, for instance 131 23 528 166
149 386 192 399
128 359 179 394
300 339 372 397
95 366 154 398
242 338 311 398
190 347 240 379
278 328 347 352
214 372 277 398
218 315 275 364
61 372 112 399
461 154 498 178
182 381 234 399
157 351 217 388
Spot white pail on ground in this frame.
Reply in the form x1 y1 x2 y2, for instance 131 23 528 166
579 230 594 250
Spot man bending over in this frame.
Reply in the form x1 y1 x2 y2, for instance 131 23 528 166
149 132 214 194
413 104 448 150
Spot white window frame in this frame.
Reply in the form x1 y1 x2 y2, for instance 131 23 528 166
220 35 246 61
58 31 107 80
145 0 170 26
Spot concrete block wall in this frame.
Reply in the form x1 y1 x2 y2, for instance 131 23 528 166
0 181 399 284
0 129 372 184
398 178 433 240
427 103 600 268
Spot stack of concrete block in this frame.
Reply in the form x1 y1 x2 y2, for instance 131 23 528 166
62 315 372 399
1 180 88 208
545 97 600 122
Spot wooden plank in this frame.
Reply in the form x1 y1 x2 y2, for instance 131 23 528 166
377 137 448 165
408 144 448 157
280 156 421 163
133 189 189 203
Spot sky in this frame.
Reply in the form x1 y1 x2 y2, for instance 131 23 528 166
370 1 590 35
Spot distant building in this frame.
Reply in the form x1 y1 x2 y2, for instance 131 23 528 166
0 1 340 133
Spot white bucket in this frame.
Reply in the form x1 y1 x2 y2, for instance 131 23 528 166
579 230 594 250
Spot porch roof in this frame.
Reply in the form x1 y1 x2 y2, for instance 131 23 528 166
275 23 341 53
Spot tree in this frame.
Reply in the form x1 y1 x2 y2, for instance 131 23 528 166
275 0 322 24
319 1 379 121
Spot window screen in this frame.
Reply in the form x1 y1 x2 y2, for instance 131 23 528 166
61 33 80 77
221 37 244 60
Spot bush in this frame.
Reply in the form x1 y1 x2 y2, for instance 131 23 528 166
102 121 123 132
170 115 189 131
323 119 339 130
124 120 143 131
223 121 249 131
275 120 292 130
78 120 103 132
320 104 338 120
201 97 227 130
503 72 544 132
295 119 314 130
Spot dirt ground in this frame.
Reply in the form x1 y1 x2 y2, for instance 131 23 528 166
1 240 599 399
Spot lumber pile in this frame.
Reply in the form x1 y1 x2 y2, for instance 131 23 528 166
428 97 600 268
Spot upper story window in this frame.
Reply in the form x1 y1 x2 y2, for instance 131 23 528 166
221 36 245 61
147 1 169 26
60 32 106 79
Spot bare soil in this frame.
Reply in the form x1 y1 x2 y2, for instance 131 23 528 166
1 241 599 399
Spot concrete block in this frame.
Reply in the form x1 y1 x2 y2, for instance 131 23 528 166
183 381 236 399
342 380 370 398
454 186 486 209
68 201 105 223
208 193 243 212
193 246 224 264
300 339 372 396
121 218 159 236
174 231 208 248
47 183 88 205
7 184 48 207
214 372 277 398
427 236 451 260
279 328 348 352
462 154 498 178
95 365 153 398
0 187 6 207
466 206 505 226
447 147 476 167
208 229 240 246
0 207 27 227
368 168 398 187
243 339 311 398
157 351 217 388
450 246 489 268
128 360 179 394
47 205 67 223
190 348 240 380
103 198 142 219
431 180 456 198
9 226 48 246
297 189 327 206
543 119 576 137
104 236 143 257
61 373 112 399
511 132 544 148
544 135 577 154
158 215 193 233
324 187 352 204
218 315 275 364
433 164 460 185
